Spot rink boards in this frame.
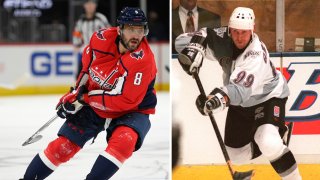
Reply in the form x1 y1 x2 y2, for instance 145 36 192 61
0 43 170 95
173 164 320 180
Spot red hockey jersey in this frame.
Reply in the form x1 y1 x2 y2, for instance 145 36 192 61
76 27 157 118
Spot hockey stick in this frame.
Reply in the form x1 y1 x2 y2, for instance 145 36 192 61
192 72 254 180
165 65 170 72
22 114 59 146
286 121 294 146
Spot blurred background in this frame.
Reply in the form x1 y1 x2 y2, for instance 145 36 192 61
0 0 169 43
0 0 169 94
171 0 320 53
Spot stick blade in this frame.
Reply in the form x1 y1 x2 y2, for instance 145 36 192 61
22 135 43 146
233 170 254 180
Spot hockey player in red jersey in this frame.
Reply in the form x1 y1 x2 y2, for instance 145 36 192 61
22 7 157 180
176 7 301 180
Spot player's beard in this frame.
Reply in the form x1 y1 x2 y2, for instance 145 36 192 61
123 37 141 52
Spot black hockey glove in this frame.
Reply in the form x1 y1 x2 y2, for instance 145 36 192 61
195 94 210 115
206 88 230 113
56 85 87 119
178 33 207 75
195 88 230 116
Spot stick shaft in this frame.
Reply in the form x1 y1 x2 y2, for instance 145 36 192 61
23 114 59 144
193 72 234 175
286 121 294 146
34 115 59 134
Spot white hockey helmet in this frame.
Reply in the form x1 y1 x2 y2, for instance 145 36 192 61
229 7 255 30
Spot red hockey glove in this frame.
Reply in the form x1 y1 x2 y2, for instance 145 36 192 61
56 85 87 118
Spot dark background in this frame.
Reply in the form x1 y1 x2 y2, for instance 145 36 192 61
0 0 169 42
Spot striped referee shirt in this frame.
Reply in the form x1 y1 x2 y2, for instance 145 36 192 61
73 12 111 51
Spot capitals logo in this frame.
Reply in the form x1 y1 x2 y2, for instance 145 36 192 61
273 58 320 135
130 49 144 60
96 29 107 40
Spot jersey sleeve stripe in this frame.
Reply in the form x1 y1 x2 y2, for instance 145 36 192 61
92 48 115 57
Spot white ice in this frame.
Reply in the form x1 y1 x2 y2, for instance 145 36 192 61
0 92 170 180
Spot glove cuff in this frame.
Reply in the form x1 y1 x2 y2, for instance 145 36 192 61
205 88 230 114
209 88 230 107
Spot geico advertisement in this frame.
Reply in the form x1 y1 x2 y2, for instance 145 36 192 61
31 50 80 76
0 45 78 87
0 44 169 88
271 55 320 135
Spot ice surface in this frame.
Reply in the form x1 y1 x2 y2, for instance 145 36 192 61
0 92 170 180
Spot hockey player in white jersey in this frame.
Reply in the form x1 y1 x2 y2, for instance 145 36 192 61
175 7 301 179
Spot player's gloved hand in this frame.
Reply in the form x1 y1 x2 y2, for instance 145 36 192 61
196 94 210 115
177 31 207 75
56 85 87 118
196 88 230 115
178 46 204 75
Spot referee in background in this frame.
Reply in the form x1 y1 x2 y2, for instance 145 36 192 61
73 0 111 78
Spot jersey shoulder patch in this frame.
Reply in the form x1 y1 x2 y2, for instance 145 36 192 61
213 27 227 38
90 27 118 54
130 49 144 60
96 29 107 40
